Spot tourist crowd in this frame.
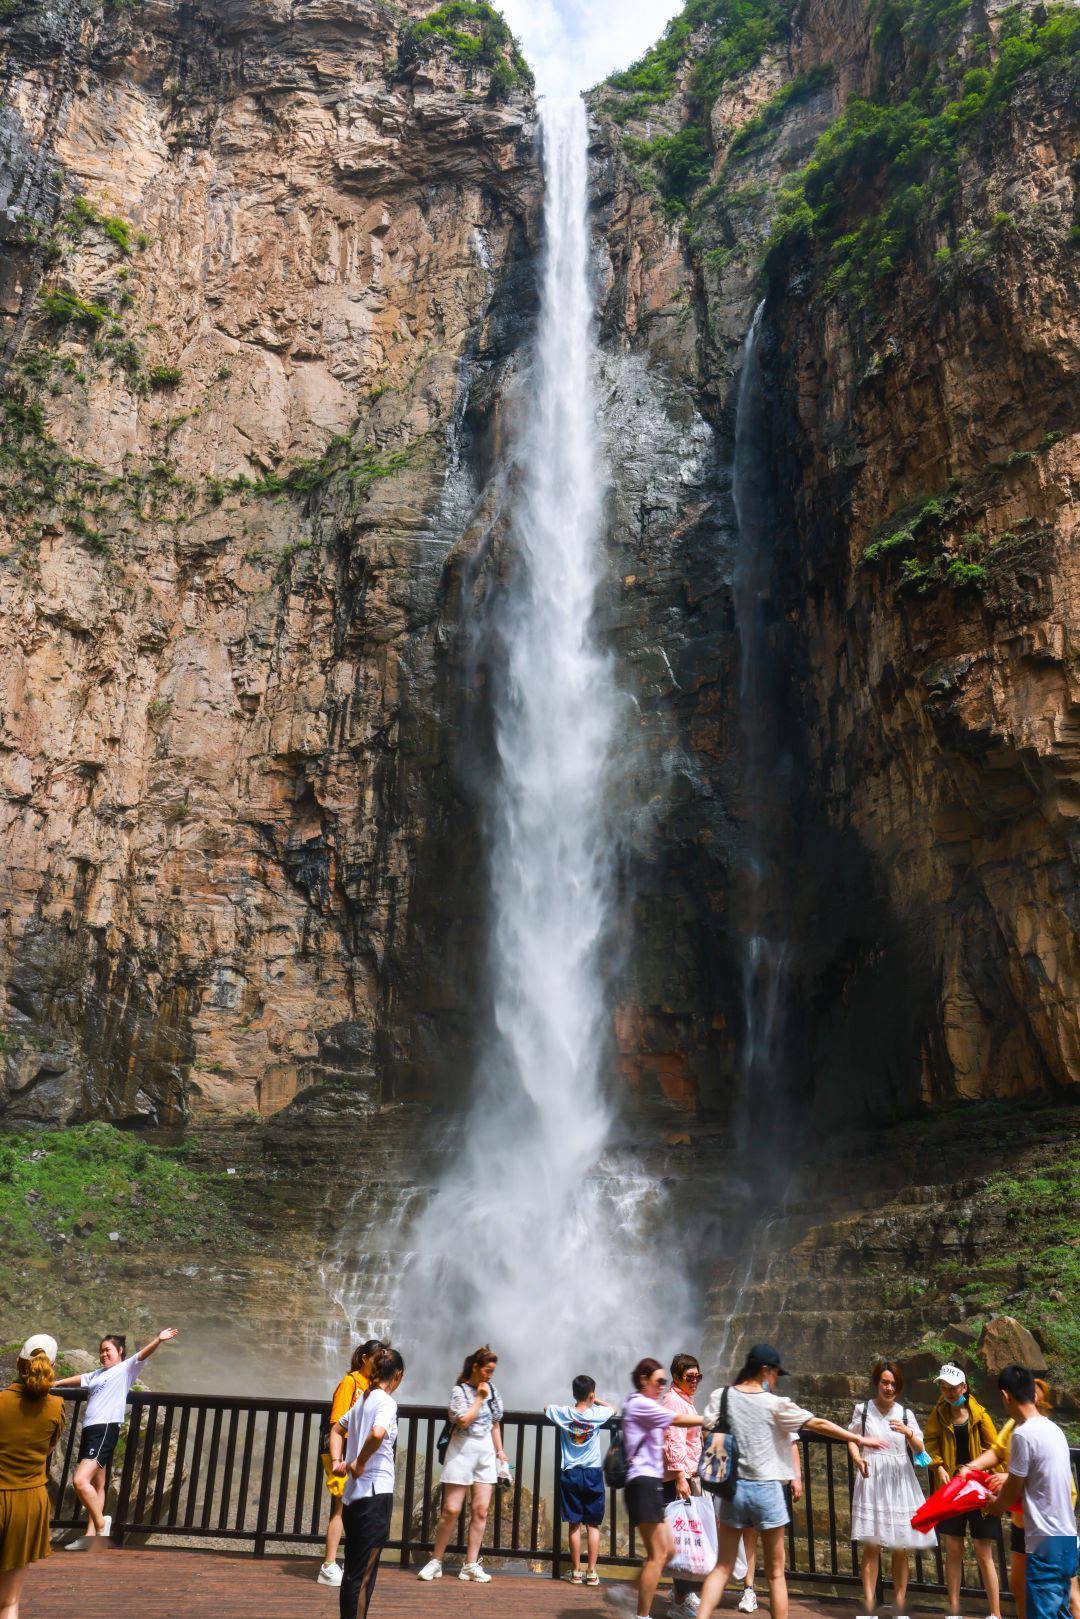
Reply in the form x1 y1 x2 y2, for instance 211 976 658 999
1 1330 1077 1619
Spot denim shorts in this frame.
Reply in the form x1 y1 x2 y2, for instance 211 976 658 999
718 1479 789 1532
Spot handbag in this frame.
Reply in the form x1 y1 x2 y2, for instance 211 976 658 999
665 1495 718 1578
698 1387 739 1499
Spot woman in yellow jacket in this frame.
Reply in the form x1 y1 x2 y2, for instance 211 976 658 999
317 1340 386 1588
924 1364 1004 1619
962 1379 1080 1619
0 1334 66 1619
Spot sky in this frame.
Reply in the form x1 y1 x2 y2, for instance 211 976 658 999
497 0 684 96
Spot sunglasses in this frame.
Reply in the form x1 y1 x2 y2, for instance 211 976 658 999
683 1372 703 1383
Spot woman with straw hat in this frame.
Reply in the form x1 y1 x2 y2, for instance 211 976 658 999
0 1333 66 1617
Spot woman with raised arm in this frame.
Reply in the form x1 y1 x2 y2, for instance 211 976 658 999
0 1334 66 1619
53 1325 178 1548
696 1343 888 1619
416 1346 507 1585
330 1347 406 1619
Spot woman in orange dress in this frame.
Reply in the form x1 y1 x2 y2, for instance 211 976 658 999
0 1333 66 1619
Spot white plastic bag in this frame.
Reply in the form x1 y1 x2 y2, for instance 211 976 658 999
665 1495 719 1578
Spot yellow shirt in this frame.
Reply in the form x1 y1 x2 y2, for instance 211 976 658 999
0 1385 65 1489
329 1371 368 1427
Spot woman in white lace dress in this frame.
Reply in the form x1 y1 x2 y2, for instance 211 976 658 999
848 1359 936 1618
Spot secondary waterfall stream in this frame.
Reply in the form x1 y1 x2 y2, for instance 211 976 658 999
390 96 693 1403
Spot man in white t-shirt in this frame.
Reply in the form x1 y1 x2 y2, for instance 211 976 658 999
986 1364 1079 1619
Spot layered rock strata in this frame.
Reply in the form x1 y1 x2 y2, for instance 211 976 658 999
0 0 538 1123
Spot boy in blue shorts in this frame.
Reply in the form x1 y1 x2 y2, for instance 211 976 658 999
545 1375 615 1585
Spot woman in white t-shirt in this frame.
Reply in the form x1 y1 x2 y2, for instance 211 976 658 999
329 1348 405 1619
697 1343 887 1619
53 1326 178 1548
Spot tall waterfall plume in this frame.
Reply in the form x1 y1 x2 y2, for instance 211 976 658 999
396 96 692 1404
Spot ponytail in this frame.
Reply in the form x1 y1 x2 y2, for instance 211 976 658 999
18 1350 55 1400
370 1348 405 1385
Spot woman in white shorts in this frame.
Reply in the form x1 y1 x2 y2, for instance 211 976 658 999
417 1346 507 1585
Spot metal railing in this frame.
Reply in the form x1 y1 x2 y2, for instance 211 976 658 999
53 1391 1080 1597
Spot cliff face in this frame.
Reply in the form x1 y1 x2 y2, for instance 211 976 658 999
591 0 1080 1124
0 0 538 1123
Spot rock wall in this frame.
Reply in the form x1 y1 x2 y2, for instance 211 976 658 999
0 0 539 1123
591 0 1080 1125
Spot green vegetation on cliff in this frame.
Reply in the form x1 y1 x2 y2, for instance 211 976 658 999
0 1123 251 1256
764 4 1080 299
606 0 790 118
603 0 794 210
399 1 534 97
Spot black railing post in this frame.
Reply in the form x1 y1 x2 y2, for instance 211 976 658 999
400 1414 419 1569
254 1410 278 1558
551 1435 563 1581
112 1394 143 1547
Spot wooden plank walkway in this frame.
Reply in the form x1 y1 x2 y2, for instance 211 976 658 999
24 1545 866 1617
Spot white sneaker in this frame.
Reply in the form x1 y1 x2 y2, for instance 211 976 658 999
738 1591 759 1614
100 1515 113 1539
417 1559 443 1581
317 1563 343 1586
459 1561 492 1582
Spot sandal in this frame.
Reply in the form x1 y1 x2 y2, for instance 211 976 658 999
585 1571 600 1586
566 1570 584 1584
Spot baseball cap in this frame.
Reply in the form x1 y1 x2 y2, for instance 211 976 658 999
749 1342 788 1376
20 1333 57 1362
936 1362 965 1385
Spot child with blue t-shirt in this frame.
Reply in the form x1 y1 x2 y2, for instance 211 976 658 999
545 1375 615 1585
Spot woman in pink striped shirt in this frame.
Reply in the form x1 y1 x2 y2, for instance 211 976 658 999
663 1354 707 1619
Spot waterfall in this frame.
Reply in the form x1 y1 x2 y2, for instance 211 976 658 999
395 96 693 1404
731 303 788 1133
712 302 796 1373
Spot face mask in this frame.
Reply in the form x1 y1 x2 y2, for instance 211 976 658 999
947 1392 967 1406
913 1449 933 1468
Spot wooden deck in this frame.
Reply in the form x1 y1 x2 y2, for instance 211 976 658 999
24 1545 870 1617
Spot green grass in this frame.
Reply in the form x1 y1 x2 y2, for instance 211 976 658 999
764 4 1080 301
0 1122 251 1256
968 1145 1080 1374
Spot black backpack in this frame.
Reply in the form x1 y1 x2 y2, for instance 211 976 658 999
602 1415 651 1490
698 1387 740 1499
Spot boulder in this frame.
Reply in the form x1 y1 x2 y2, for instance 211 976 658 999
58 1348 97 1376
977 1317 1047 1376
